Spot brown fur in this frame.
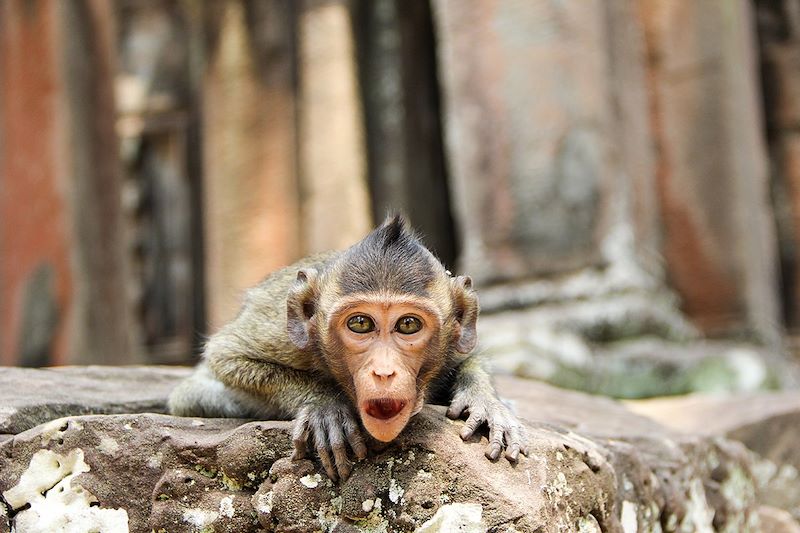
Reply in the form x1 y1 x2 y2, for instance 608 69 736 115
169 215 527 481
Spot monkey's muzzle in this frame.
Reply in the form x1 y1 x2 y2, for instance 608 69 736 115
365 398 406 420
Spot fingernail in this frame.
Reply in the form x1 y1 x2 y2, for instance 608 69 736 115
484 445 499 460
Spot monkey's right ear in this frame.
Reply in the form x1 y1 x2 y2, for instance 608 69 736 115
287 268 318 350
451 275 479 353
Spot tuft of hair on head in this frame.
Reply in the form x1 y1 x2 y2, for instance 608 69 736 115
376 212 414 251
335 212 440 296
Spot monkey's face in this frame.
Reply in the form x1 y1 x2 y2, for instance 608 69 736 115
328 298 440 442
285 216 480 444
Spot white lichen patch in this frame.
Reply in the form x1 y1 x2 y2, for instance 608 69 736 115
417 469 433 480
4 449 90 509
354 498 388 533
331 495 343 514
577 514 601 533
3 448 129 533
147 452 164 470
417 503 484 533
300 473 323 488
255 491 274 514
219 495 235 518
183 508 218 527
98 436 120 456
720 465 754 510
681 479 714 533
388 479 405 504
543 471 573 500
40 418 81 444
621 501 638 533
362 499 375 512
622 477 634 492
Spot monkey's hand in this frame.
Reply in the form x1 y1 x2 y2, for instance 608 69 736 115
447 392 529 463
291 400 368 482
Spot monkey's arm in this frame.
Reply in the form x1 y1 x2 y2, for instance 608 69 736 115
207 353 367 481
445 355 529 462
207 352 336 414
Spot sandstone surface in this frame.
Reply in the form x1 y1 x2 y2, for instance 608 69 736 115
0 367 787 532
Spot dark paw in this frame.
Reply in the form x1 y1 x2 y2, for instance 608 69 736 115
447 393 529 463
291 401 367 481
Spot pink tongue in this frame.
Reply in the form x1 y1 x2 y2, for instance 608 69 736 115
366 399 405 420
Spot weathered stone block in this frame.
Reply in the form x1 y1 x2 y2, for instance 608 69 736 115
629 389 800 521
0 369 768 532
0 365 191 435
434 0 616 281
641 0 780 343
203 0 302 329
299 0 372 256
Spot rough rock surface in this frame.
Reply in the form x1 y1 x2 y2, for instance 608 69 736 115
629 392 800 522
481 302 788 397
0 365 191 436
0 369 775 532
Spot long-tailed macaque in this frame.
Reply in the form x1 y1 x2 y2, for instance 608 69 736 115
169 215 528 480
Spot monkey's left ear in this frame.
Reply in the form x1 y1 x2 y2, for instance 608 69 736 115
451 276 479 353
287 268 319 350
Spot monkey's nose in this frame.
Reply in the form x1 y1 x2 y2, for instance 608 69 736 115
372 368 396 382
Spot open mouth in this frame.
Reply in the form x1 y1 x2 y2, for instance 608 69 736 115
364 398 407 420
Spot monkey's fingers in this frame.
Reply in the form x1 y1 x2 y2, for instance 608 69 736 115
505 443 520 463
503 426 528 463
485 424 504 461
446 397 469 420
324 419 353 481
459 409 486 440
314 431 338 481
346 427 368 461
331 444 353 481
291 421 310 461
317 446 337 482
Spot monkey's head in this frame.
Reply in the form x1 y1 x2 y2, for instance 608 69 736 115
286 215 479 442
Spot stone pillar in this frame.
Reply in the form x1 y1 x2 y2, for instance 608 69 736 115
641 0 781 345
298 0 372 255
60 0 135 364
433 0 785 395
433 0 663 303
203 0 302 328
0 1 133 365
0 1 72 365
354 0 456 266
756 0 800 335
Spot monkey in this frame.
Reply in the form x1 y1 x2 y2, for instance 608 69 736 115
169 215 528 481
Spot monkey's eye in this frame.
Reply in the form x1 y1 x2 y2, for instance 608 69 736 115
395 316 422 335
347 315 375 334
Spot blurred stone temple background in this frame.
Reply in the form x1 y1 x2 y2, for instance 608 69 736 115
2 0 800 398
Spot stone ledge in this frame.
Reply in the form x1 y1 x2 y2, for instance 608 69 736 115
0 365 191 435
0 368 776 532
